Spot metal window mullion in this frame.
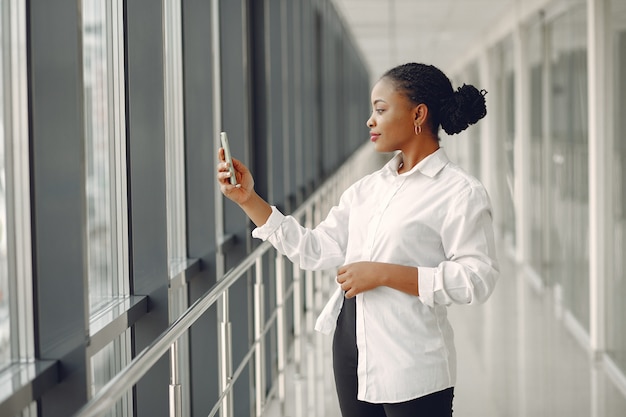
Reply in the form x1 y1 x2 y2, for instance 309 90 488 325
104 0 120 298
170 0 186 264
210 1 233 413
96 0 113 301
7 0 34 361
111 0 129 294
164 0 174 270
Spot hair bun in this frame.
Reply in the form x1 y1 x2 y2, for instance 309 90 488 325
439 84 487 135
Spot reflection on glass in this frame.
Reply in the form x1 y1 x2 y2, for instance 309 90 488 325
0 0 9 370
90 330 132 416
494 36 516 248
548 5 589 331
82 0 127 313
465 63 482 180
528 19 546 278
82 1 131 411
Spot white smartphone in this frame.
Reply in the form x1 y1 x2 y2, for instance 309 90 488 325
220 131 238 185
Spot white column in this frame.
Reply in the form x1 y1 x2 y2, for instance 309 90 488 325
514 22 532 263
587 0 610 357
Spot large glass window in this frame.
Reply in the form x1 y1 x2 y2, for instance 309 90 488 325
0 0 32 372
82 0 128 313
465 63 483 180
548 4 589 331
608 0 626 376
528 18 547 277
82 1 131 413
494 36 516 248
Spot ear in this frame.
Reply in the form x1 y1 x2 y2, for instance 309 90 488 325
413 103 429 126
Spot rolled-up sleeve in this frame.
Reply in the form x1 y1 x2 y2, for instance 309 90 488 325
251 192 351 271
418 186 499 307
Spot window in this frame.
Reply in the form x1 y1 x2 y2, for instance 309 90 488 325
81 0 131 413
527 18 547 278
493 36 516 249
82 0 129 315
548 4 589 331
0 0 33 372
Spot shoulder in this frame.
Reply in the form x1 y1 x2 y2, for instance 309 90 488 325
440 161 490 205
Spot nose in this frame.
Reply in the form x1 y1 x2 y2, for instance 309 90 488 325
366 115 374 128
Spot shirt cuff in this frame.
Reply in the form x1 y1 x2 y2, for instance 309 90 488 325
314 286 344 335
251 206 284 241
417 266 436 308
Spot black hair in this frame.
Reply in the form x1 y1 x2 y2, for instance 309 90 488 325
382 62 487 135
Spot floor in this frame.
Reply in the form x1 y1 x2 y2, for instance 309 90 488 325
449 248 626 417
265 244 626 416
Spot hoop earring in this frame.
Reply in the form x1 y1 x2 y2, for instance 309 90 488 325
414 124 422 135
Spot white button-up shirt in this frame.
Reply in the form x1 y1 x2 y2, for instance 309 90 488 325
252 148 499 403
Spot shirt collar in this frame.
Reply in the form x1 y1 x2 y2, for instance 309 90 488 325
386 148 449 178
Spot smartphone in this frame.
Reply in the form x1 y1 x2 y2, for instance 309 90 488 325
220 131 238 185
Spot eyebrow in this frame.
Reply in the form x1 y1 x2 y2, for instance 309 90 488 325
373 99 387 105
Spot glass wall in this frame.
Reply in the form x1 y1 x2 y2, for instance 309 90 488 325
608 0 626 376
548 3 589 332
0 0 32 375
494 36 516 248
465 63 483 181
528 18 547 277
82 0 129 314
82 0 131 413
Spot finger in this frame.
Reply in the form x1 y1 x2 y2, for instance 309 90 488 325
218 147 225 161
217 171 231 182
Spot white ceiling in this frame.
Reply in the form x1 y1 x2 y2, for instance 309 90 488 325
331 0 517 81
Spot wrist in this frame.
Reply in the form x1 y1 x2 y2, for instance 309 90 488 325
237 189 257 208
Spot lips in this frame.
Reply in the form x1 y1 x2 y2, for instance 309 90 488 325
370 132 380 142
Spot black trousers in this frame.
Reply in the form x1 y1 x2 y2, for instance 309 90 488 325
332 296 454 417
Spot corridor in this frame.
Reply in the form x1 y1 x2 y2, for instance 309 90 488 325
267 247 626 416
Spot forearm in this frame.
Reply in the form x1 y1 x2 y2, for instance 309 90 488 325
239 191 273 227
377 262 419 296
337 261 419 298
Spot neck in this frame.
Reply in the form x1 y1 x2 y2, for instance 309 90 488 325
398 135 440 173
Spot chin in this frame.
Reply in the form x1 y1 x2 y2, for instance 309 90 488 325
373 142 394 153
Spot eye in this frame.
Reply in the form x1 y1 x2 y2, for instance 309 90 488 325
375 109 384 114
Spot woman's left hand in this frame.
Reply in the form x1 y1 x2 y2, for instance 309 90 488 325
336 262 383 298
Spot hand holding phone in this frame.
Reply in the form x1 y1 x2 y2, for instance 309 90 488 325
220 131 238 186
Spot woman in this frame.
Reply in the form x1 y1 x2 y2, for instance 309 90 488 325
217 62 499 417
